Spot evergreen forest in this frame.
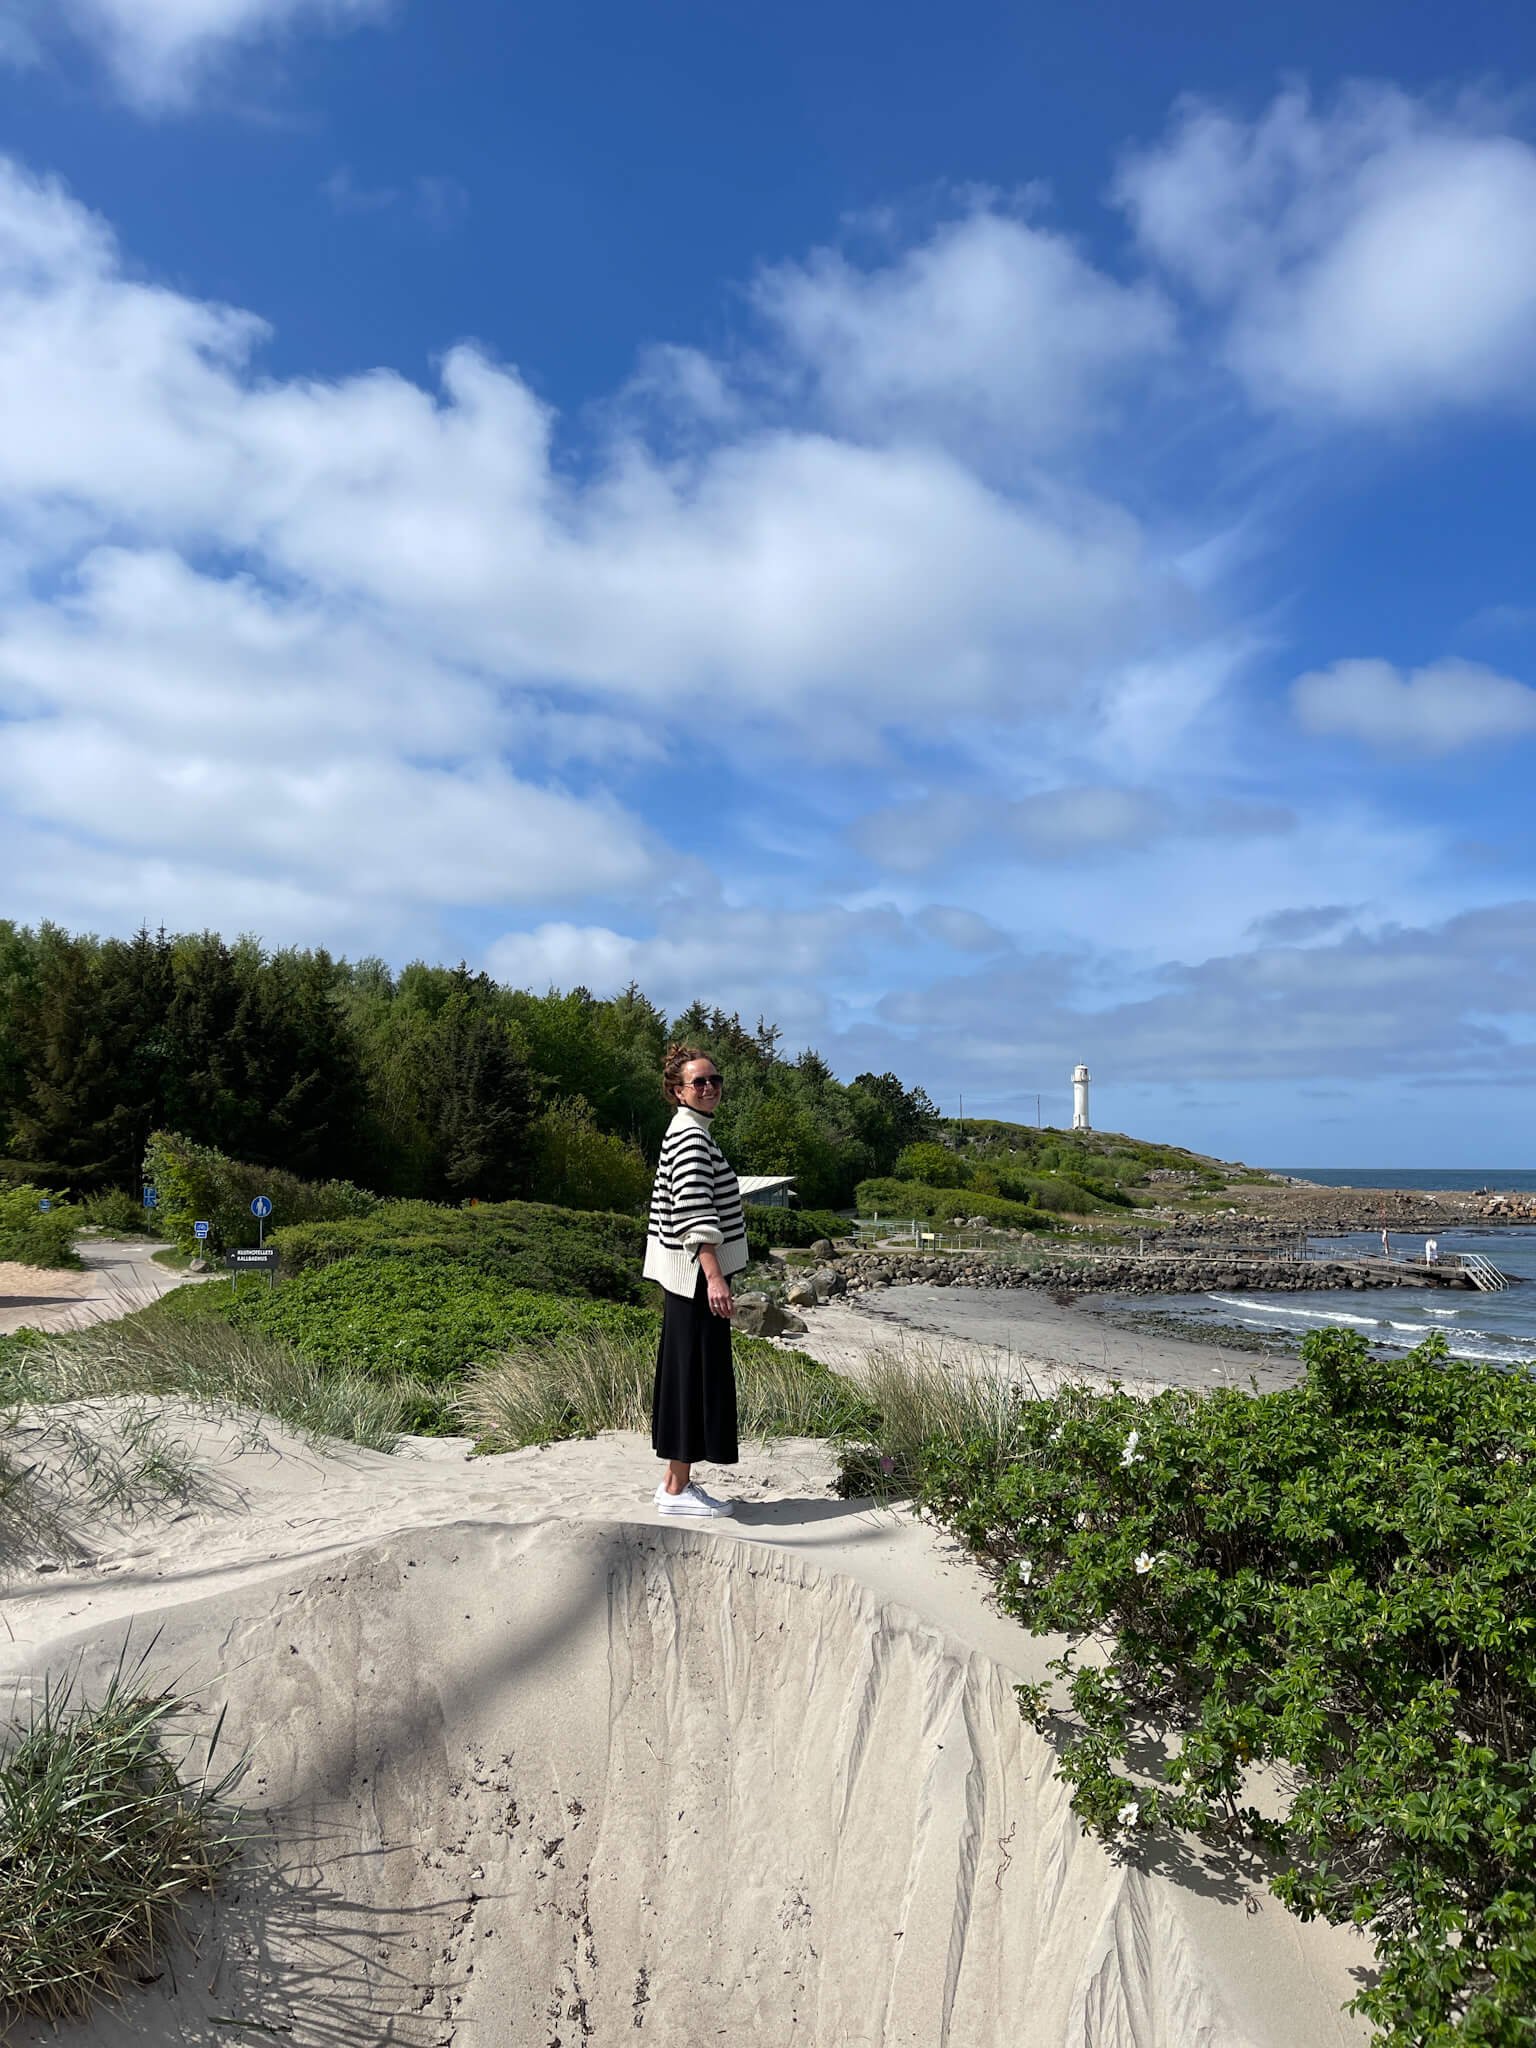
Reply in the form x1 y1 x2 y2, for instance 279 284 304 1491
0 922 939 1211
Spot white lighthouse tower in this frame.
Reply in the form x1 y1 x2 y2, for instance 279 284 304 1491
1072 1063 1091 1131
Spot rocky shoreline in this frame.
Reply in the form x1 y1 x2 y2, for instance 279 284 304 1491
833 1249 1466 1297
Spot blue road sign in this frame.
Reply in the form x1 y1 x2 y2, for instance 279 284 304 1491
38 1198 51 1212
142 1186 158 1209
193 1220 210 1240
251 1196 272 1219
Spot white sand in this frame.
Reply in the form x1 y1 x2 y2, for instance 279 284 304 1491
1 1393 1371 2048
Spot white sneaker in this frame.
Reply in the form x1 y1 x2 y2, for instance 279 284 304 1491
654 1480 735 1518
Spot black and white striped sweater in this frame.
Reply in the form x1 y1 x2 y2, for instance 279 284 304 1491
643 1105 749 1297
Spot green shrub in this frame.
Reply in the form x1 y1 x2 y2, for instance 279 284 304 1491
141 1130 378 1255
0 1187 81 1270
891 1141 968 1188
528 1098 651 1213
856 1328 1536 2047
75 1188 162 1237
157 1255 653 1381
268 1198 644 1298
853 1178 1048 1230
743 1207 852 1254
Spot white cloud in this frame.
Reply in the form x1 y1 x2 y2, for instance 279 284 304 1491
1293 657 1536 753
754 204 1174 456
1118 85 1536 419
43 0 390 109
485 905 910 1036
0 157 1169 726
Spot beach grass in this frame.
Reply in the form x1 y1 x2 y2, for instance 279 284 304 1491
0 1649 245 2024
461 1325 875 1450
1 1316 448 1458
834 1336 1041 1496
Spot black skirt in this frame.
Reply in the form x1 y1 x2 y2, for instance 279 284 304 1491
651 1269 739 1464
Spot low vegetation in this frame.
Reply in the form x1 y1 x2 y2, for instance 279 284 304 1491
0 1184 81 1270
840 1327 1536 2047
2 1315 447 1451
462 1323 875 1450
0 1653 244 2024
854 1175 1051 1231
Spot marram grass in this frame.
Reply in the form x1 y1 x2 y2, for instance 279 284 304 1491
0 1648 245 2023
460 1324 876 1450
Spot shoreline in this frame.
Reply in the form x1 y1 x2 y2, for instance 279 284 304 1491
782 1285 1308 1397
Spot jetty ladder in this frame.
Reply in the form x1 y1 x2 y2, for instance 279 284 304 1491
1457 1251 1510 1292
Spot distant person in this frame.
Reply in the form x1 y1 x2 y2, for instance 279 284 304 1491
1381 1227 1391 1258
1425 1237 1439 1265
645 1044 747 1518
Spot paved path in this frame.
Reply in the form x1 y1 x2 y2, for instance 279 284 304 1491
0 1236 198 1336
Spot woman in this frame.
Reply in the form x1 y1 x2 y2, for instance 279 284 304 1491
645 1044 748 1517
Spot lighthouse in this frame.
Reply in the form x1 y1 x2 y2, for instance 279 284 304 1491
1072 1063 1091 1131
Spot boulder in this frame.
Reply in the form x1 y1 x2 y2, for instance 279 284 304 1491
785 1279 817 1308
809 1238 835 1259
732 1297 809 1338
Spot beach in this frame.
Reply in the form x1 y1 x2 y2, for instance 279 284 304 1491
785 1286 1307 1397
0 1256 1376 2048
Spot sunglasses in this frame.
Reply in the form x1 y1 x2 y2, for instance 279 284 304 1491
685 1075 723 1090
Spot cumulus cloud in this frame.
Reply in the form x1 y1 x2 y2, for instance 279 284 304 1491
753 203 1174 457
1117 84 1536 419
34 0 390 109
485 905 912 1037
0 155 1170 721
1293 657 1536 752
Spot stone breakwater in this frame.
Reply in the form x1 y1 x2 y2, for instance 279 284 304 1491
836 1252 1450 1297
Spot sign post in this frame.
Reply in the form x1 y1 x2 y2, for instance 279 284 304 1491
193 1220 210 1244
250 1195 272 1247
142 1186 157 1211
38 1198 51 1213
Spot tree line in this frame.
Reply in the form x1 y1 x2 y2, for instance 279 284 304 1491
0 923 938 1211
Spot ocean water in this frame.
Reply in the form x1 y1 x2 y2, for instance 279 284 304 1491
1279 1167 1536 1192
1128 1224 1536 1369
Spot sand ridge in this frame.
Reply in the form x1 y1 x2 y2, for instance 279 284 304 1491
0 1402 1370 2048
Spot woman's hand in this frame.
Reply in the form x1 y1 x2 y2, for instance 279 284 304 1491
699 1249 733 1319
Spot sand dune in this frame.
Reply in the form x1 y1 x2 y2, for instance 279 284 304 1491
1 1409 1370 2047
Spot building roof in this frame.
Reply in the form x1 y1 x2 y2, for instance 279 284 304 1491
736 1174 797 1195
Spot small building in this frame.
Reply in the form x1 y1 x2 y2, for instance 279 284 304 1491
737 1174 797 1208
1072 1063 1091 1132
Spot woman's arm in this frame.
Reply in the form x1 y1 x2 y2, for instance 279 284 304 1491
696 1241 733 1318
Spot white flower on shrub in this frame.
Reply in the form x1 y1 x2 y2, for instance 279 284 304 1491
1116 1800 1141 1829
1120 1431 1143 1467
1018 1559 1033 1585
1134 1550 1156 1575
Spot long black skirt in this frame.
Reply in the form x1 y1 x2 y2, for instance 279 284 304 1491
651 1271 739 1465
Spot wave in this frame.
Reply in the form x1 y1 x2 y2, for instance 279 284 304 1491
1207 1295 1380 1328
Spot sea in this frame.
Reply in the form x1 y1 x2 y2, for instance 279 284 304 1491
1130 1168 1536 1368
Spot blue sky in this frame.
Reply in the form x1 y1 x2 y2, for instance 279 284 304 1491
3 1 1536 1165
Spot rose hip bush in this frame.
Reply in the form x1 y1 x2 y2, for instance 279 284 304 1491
853 1329 1536 2047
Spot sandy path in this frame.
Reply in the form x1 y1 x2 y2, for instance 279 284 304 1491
0 1236 198 1337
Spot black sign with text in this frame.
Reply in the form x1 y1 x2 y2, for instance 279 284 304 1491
225 1248 278 1270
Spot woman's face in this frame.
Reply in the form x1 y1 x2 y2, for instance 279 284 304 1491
677 1059 723 1110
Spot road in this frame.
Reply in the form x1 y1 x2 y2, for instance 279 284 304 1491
0 1235 200 1337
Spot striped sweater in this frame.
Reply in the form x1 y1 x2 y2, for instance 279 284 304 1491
644 1105 749 1297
